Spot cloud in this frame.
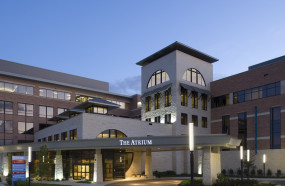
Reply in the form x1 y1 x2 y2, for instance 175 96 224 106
109 75 141 95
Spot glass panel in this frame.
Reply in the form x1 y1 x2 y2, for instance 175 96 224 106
26 104 33 116
5 83 17 93
26 86 33 95
5 121 13 133
26 123 34 134
197 74 202 85
110 129 116 138
0 120 4 133
53 91 58 99
0 101 3 114
5 102 13 114
47 107 53 118
18 85 26 94
18 122 25 134
162 71 166 82
156 72 161 85
186 70 191 81
98 107 104 114
0 82 4 91
18 103 25 116
65 93 71 101
182 72 186 80
58 92 64 100
151 75 155 86
192 71 197 83
102 130 109 138
39 106 46 117
47 90 53 98
39 88 46 97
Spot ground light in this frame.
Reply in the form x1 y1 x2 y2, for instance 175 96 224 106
28 146 32 186
247 149 250 179
263 154 266 177
189 122 194 186
240 146 243 181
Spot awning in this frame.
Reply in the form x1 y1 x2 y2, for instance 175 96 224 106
180 83 211 95
73 97 120 110
141 83 172 98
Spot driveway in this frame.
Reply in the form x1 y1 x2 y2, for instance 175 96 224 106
105 179 184 186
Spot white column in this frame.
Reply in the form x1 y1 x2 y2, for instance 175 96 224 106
202 147 221 186
24 151 29 178
145 148 153 178
93 149 103 183
54 150 63 180
3 153 8 176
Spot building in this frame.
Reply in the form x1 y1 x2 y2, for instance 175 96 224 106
0 59 141 146
1 41 285 184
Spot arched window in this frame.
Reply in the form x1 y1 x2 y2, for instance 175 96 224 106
182 68 206 86
147 70 170 88
96 129 127 138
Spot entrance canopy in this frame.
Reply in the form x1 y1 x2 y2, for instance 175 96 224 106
0 134 240 153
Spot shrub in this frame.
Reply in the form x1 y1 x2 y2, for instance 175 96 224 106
153 170 176 178
221 169 226 175
257 169 263 176
276 169 282 177
215 173 229 183
228 169 234 176
213 179 258 186
250 168 256 176
6 173 12 185
179 178 204 186
14 180 27 186
237 169 241 176
267 169 272 177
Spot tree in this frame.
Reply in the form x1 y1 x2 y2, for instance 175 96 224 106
243 150 256 178
36 145 51 184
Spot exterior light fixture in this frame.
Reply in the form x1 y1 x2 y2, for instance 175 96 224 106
263 154 266 177
28 146 32 186
189 122 194 186
247 149 250 162
240 146 243 181
240 146 243 160
43 155 45 163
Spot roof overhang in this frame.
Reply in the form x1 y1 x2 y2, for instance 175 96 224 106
141 83 172 98
136 42 218 66
0 134 241 153
180 83 211 95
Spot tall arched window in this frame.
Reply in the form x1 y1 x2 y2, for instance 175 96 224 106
96 129 127 138
147 70 170 88
182 68 206 86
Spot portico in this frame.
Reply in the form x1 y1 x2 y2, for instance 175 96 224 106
0 134 240 185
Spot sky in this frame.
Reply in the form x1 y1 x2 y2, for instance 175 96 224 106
1 1 285 95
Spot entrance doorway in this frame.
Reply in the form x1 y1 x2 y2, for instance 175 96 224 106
73 164 90 180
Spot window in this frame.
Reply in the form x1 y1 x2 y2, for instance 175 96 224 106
145 96 151 112
165 114 171 124
54 134 60 141
58 108 67 115
0 101 13 114
61 132 68 141
70 129 77 140
165 88 171 107
181 113 188 125
154 93 160 110
181 87 188 106
0 120 13 133
238 112 247 148
42 138 46 142
211 95 229 108
107 99 130 110
202 117 207 128
75 95 94 102
38 139 41 142
191 91 198 109
18 122 34 134
96 129 127 138
147 70 170 88
233 82 280 104
86 106 107 114
222 115 230 134
155 116 160 123
48 136 52 141
39 106 53 118
270 107 281 149
183 68 206 86
39 88 71 101
18 103 33 116
145 118 151 122
0 81 33 95
201 94 207 110
192 115 198 127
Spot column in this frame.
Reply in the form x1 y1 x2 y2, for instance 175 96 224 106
3 153 8 176
54 150 63 180
24 151 29 178
145 148 153 178
93 149 103 183
202 147 221 186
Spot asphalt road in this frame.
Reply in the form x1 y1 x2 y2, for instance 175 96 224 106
105 179 184 186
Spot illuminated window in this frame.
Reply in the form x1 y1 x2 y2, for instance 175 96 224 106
147 70 170 88
145 96 151 112
54 134 60 141
191 91 198 109
181 87 187 106
183 68 206 86
201 94 207 110
86 106 107 114
0 81 33 95
96 129 127 138
222 115 230 134
154 93 160 110
107 99 130 110
61 132 68 141
40 88 71 101
70 129 77 140
75 95 94 102
181 113 188 125
165 88 171 107
192 115 198 127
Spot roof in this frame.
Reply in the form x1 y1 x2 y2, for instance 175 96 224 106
0 59 133 98
141 82 172 98
248 55 285 71
73 97 120 110
136 41 218 66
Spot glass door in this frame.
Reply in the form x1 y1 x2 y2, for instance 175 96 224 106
104 159 113 181
73 164 90 180
114 152 125 179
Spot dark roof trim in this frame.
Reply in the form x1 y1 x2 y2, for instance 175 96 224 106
136 41 218 66
73 97 120 110
180 83 211 95
141 83 172 98
248 55 285 71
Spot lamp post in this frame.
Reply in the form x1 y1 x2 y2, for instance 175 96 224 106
247 149 250 179
28 147 32 186
240 146 243 181
189 122 194 186
263 154 266 177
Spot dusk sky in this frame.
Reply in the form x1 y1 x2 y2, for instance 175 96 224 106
1 1 285 95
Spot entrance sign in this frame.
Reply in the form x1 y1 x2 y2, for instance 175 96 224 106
12 156 26 186
119 139 152 146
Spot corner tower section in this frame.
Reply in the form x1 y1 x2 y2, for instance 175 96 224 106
137 42 218 136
